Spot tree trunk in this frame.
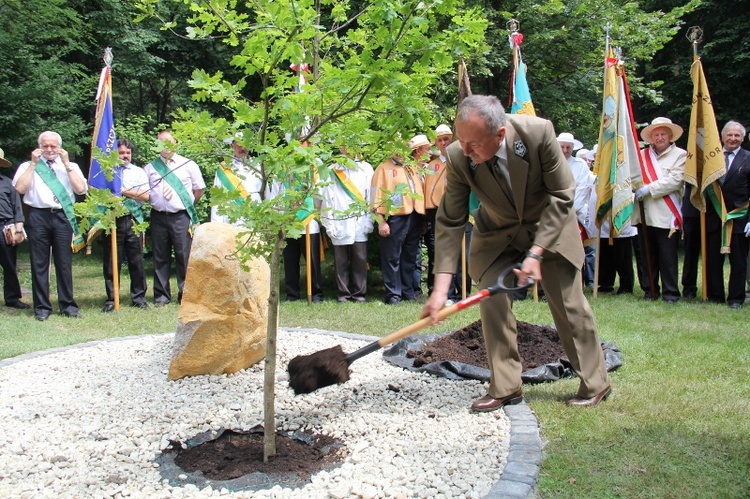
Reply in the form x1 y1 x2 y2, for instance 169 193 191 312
263 229 285 462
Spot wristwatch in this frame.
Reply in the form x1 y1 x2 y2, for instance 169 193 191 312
526 250 543 263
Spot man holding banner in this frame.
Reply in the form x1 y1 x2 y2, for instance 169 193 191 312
633 117 686 303
13 131 88 321
145 130 205 307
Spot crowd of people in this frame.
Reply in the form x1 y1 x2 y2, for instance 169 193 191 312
1 110 748 324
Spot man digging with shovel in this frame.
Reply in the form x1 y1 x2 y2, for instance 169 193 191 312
421 95 611 411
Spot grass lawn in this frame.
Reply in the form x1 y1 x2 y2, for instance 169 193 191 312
1 245 748 497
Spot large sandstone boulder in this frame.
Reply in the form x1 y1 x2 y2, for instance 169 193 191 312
168 222 270 380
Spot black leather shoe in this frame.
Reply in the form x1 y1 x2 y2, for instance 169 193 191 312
728 302 742 309
384 296 401 305
62 311 80 319
132 301 149 309
6 301 31 309
35 311 51 321
102 303 115 313
567 386 611 407
470 389 523 413
154 300 170 308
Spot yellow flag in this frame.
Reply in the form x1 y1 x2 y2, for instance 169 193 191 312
684 59 724 213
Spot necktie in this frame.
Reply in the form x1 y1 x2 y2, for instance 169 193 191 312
720 151 731 185
47 160 55 169
492 156 513 196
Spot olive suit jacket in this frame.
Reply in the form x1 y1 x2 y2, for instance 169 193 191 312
434 114 583 279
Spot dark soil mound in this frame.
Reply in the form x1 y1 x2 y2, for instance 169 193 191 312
407 320 566 370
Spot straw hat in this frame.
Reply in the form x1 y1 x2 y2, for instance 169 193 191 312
0 148 10 168
640 117 683 144
408 134 430 150
556 132 583 150
435 124 453 137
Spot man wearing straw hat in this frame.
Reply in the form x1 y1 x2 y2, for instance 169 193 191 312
633 117 686 303
557 132 596 287
423 95 611 410
0 147 30 310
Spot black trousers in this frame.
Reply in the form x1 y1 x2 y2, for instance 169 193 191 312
636 225 680 301
681 216 701 298
151 210 192 304
0 222 23 304
598 236 635 294
332 241 368 301
705 225 749 305
103 215 148 306
27 207 78 315
380 212 422 301
284 233 323 301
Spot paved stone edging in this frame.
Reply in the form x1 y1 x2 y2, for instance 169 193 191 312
1 327 542 498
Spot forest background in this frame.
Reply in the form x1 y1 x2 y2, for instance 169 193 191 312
0 0 745 197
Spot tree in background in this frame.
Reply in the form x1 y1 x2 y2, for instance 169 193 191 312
135 0 486 459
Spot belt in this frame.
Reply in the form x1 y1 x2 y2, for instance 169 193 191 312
30 206 64 213
153 209 187 215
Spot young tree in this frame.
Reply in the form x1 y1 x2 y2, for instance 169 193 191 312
135 0 486 460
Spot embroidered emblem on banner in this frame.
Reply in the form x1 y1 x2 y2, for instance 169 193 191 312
514 140 527 157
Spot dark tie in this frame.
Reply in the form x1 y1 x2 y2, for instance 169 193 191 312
47 160 55 169
720 151 731 185
492 156 513 196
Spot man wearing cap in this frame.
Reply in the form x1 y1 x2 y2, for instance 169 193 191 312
702 121 750 308
422 95 611 410
633 117 686 303
101 139 150 313
371 135 426 305
210 132 263 225
557 132 596 287
13 131 88 320
144 130 205 307
0 147 30 310
320 146 374 303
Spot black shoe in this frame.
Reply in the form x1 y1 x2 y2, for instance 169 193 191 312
132 301 149 309
728 302 742 309
62 311 80 318
102 303 115 313
6 300 31 309
35 311 51 321
384 296 401 305
154 300 170 308
284 297 299 302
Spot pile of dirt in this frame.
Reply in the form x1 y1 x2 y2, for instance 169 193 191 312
406 320 566 370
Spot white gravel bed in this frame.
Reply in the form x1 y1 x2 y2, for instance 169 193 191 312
0 329 510 498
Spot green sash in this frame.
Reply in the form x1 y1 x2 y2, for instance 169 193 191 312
216 161 250 207
150 156 199 227
123 198 144 224
332 168 364 201
34 163 85 252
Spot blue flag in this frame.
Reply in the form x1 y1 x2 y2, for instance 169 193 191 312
89 65 121 194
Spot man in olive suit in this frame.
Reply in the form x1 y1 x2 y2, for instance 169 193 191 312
422 95 611 411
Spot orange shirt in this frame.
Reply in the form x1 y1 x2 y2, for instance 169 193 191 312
371 158 425 217
423 156 448 209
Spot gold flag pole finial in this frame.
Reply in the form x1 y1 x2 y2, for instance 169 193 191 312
686 27 703 60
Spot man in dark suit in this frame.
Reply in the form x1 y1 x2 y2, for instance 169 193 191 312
422 95 611 411
705 121 750 308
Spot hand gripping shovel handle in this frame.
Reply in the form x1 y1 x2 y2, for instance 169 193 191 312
345 265 533 364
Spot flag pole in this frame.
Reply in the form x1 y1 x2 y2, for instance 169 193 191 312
103 48 121 312
688 27 708 301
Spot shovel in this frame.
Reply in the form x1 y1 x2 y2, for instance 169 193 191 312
287 264 533 394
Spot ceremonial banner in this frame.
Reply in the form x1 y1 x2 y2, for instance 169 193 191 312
685 59 743 252
89 62 121 194
593 48 637 236
509 31 535 116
